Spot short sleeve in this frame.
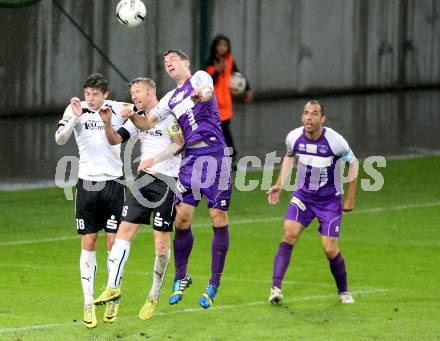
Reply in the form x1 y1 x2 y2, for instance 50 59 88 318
152 92 173 121
120 119 139 139
325 128 356 163
340 139 355 163
285 128 302 156
191 70 214 90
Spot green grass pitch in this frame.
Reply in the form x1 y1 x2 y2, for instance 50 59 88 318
0 156 439 340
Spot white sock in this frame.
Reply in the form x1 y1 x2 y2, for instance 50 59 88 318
107 238 131 289
148 250 170 300
107 250 125 292
107 251 111 275
80 249 97 306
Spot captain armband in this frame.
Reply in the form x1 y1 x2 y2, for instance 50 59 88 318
167 120 183 137
342 149 355 163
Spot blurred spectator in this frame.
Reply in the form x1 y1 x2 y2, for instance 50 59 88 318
206 34 253 168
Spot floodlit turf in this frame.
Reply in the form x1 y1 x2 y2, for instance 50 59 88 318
0 156 439 340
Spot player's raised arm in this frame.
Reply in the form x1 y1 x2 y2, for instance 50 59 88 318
121 108 159 130
55 97 81 145
190 70 214 103
267 152 295 205
190 86 213 103
138 120 185 172
99 106 123 145
343 157 359 212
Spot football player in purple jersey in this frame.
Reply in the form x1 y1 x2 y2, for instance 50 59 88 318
267 100 358 305
120 50 232 309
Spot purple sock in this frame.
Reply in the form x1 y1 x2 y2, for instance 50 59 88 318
272 242 293 289
209 225 230 287
173 227 194 280
329 252 348 293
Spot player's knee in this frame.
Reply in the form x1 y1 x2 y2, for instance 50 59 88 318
175 205 192 228
155 239 165 253
156 245 168 255
117 222 138 241
157 244 170 256
282 224 300 245
175 213 191 228
81 233 98 250
282 230 298 245
323 245 339 259
210 209 228 227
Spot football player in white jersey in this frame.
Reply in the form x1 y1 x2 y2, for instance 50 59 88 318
110 50 232 310
55 73 131 328
94 77 185 321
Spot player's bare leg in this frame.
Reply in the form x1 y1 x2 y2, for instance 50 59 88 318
270 220 304 304
105 232 116 252
169 203 195 305
322 236 354 304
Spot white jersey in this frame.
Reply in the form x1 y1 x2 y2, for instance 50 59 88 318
118 112 181 178
58 100 132 181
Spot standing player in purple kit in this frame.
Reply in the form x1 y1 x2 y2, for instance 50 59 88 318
267 100 358 305
114 49 231 309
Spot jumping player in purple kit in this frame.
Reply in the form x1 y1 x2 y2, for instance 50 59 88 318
267 100 358 305
112 49 231 309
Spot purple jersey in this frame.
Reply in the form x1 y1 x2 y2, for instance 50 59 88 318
286 127 356 199
152 71 225 149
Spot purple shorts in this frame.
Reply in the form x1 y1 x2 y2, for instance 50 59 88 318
175 146 232 211
285 192 342 237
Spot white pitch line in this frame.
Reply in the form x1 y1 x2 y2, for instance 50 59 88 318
0 288 389 336
0 236 77 246
0 262 337 288
1 201 439 247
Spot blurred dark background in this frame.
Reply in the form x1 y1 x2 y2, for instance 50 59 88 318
0 0 439 187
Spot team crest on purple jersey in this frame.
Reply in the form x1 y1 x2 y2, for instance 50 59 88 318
318 144 329 154
286 127 356 199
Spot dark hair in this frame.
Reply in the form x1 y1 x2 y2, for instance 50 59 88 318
207 34 231 64
83 73 108 93
163 49 190 61
306 99 326 116
128 77 156 88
